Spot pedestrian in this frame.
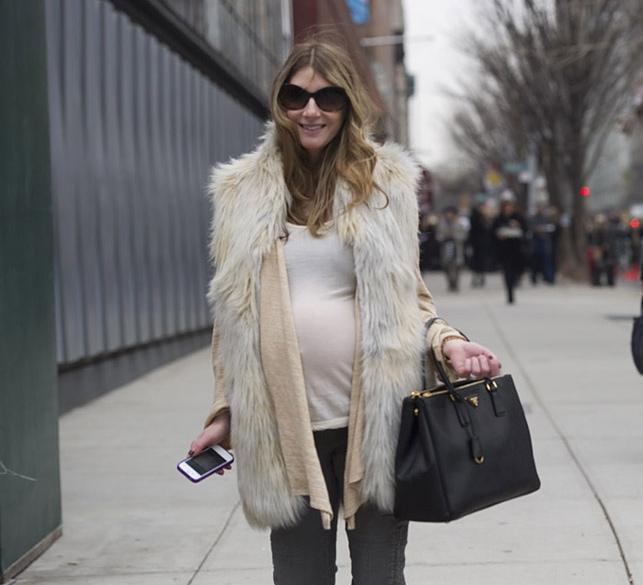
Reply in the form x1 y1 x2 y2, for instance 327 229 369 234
492 190 527 304
528 199 557 284
631 221 643 374
188 40 502 585
418 212 441 272
547 204 561 282
587 213 617 286
436 205 467 291
468 195 495 288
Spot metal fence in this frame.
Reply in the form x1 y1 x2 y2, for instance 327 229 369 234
45 0 265 366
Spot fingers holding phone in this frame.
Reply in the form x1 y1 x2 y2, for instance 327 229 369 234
189 412 231 454
178 444 234 482
183 412 232 481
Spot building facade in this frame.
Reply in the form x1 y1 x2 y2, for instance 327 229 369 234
164 0 292 99
355 0 411 146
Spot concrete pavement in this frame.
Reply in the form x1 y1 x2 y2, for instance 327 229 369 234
12 273 643 585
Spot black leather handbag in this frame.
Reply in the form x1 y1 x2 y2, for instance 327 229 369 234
632 298 643 375
394 319 540 522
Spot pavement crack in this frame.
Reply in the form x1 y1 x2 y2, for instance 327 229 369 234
482 302 635 585
186 499 242 585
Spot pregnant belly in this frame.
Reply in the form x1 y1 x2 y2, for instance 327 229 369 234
291 296 355 390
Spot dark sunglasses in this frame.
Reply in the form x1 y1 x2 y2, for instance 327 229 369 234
277 83 348 112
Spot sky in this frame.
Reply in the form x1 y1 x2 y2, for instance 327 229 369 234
402 0 481 170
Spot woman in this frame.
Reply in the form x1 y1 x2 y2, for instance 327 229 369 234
436 205 467 292
468 195 494 288
189 40 501 585
492 190 527 304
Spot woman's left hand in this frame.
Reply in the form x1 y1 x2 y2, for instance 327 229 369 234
442 339 502 379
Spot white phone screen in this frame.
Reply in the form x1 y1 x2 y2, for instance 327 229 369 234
186 449 227 475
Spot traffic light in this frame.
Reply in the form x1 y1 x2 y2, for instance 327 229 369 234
579 185 590 197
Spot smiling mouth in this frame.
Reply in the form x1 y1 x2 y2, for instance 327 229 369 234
299 124 325 131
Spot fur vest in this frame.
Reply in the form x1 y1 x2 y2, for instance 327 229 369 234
207 124 425 528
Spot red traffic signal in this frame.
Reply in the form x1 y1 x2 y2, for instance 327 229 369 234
579 185 590 197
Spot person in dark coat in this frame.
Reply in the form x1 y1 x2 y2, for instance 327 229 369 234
492 191 527 304
587 213 618 286
468 195 494 288
528 200 557 284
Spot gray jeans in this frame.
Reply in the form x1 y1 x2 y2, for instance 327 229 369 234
270 427 408 585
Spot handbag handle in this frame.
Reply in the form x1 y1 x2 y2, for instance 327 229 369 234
421 318 441 390
421 318 486 463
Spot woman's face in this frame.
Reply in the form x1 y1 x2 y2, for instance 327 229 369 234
283 67 346 161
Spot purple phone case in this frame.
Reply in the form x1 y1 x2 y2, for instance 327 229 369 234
177 448 234 483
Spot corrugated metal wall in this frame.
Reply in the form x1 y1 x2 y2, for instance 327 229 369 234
166 0 288 99
45 0 264 366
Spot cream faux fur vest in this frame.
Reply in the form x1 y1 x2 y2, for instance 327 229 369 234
207 124 426 528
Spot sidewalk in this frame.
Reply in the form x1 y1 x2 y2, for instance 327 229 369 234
13 273 643 585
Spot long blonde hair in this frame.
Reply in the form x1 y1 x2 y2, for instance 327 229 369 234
270 40 382 236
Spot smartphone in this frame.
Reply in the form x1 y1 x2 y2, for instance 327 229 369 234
177 445 234 483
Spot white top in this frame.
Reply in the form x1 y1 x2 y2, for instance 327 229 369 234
283 221 356 431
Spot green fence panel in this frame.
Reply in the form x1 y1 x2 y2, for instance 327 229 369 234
0 0 62 580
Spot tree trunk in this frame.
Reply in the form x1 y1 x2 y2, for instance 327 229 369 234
556 226 577 277
558 180 587 281
570 188 588 278
541 150 587 280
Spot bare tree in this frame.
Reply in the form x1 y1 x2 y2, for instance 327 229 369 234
451 0 643 275
450 86 528 168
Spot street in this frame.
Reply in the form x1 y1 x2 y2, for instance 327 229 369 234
13 273 643 585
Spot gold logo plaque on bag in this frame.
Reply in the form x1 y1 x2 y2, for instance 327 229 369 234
466 395 480 407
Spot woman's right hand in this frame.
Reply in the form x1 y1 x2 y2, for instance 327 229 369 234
188 411 232 475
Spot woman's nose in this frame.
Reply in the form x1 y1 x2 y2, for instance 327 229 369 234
302 97 321 116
